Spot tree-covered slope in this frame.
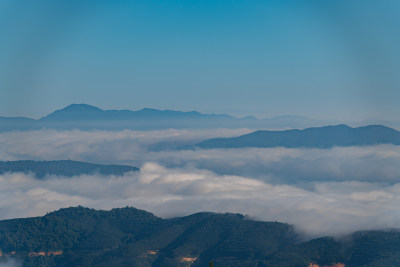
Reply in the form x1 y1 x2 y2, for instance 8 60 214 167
265 230 400 267
0 207 296 267
1 207 400 266
0 160 139 178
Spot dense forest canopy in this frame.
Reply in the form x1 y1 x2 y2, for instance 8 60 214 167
1 206 399 266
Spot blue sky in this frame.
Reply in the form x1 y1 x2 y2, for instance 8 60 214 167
1 0 399 121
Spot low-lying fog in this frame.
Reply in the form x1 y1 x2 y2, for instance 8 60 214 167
1 129 400 237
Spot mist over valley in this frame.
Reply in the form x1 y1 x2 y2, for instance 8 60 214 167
1 119 399 238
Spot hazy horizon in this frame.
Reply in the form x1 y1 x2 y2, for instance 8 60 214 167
1 128 400 238
1 103 399 128
1 0 400 122
1 0 400 247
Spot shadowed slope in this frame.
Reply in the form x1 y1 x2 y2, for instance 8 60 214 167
197 124 400 148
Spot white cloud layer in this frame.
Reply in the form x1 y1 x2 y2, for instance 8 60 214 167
1 130 400 185
0 129 251 164
1 163 400 237
1 129 400 237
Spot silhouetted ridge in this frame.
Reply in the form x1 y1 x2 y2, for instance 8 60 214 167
0 160 139 178
61 104 103 112
40 104 104 121
1 104 343 131
39 104 236 124
197 124 400 148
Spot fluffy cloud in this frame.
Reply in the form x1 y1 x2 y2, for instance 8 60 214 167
0 129 251 165
1 129 400 237
1 130 400 186
1 163 400 237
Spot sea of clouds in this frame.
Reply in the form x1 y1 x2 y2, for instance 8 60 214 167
1 129 400 237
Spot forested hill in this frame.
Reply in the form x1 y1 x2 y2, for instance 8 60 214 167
0 160 139 178
0 206 295 267
1 206 400 266
197 124 400 149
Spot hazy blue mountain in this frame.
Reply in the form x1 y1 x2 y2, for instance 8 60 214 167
40 104 104 121
0 104 336 131
0 160 139 178
0 206 399 266
40 104 226 121
197 124 400 149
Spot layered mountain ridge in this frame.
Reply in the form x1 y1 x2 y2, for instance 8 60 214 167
0 104 338 131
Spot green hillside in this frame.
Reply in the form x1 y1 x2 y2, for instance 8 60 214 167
1 207 399 266
0 207 295 266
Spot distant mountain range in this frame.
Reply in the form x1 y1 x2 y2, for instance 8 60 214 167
0 104 340 131
1 206 399 266
196 124 400 149
0 160 138 178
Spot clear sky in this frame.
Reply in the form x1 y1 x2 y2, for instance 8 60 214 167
1 0 399 121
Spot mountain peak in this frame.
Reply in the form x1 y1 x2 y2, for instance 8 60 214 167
40 104 104 121
61 104 103 112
